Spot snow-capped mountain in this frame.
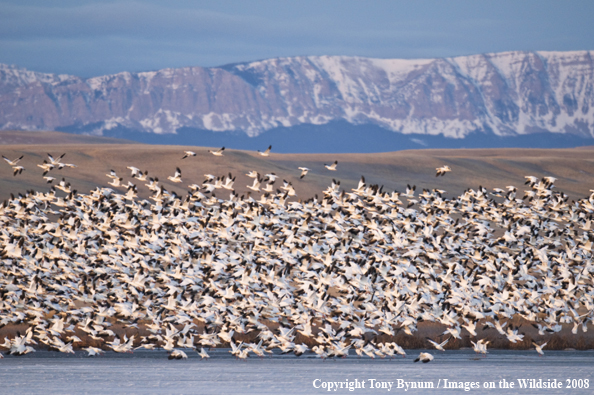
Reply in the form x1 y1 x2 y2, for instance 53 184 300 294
1 51 593 143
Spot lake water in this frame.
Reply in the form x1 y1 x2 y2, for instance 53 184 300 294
1 349 593 394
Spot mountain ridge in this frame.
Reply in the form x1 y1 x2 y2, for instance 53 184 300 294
1 50 594 148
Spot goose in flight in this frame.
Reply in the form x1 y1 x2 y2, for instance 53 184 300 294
258 145 272 157
181 151 196 159
298 167 310 179
426 337 450 351
246 170 259 178
108 177 123 187
3 155 23 166
436 165 451 177
12 166 25 176
414 352 434 363
471 339 489 355
532 341 548 356
84 346 104 356
265 173 278 183
168 167 183 183
47 153 66 165
247 177 262 192
324 161 338 171
198 347 210 359
209 147 225 156
169 349 188 360
37 161 55 175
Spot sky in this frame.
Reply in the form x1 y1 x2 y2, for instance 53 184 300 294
1 0 593 78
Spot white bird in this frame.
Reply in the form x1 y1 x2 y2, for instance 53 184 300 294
209 147 225 156
168 167 183 183
298 167 310 179
426 337 450 351
108 177 123 187
532 341 548 356
127 166 141 177
181 151 196 159
3 155 23 166
258 145 272 157
12 166 25 176
324 161 338 171
264 173 278 182
84 346 104 356
247 177 261 192
198 347 210 359
246 170 259 178
37 161 55 175
169 349 188 360
47 153 66 165
470 339 489 355
436 165 451 177
414 352 434 363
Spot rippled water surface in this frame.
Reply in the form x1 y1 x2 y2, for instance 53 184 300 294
1 349 594 394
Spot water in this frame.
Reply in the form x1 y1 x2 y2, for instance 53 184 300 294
1 349 593 394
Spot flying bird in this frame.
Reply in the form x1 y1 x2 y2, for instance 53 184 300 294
168 167 183 183
532 341 548 357
12 166 25 176
181 151 196 159
258 145 272 157
426 337 450 352
414 352 434 363
209 147 225 156
298 167 310 179
436 165 451 177
3 155 23 166
324 161 338 171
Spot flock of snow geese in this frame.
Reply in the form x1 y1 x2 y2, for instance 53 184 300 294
0 145 593 362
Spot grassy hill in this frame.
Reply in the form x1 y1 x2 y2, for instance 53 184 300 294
0 131 593 202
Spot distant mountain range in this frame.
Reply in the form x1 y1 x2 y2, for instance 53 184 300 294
1 50 594 152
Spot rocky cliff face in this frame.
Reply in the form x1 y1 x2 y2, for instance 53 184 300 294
1 51 593 139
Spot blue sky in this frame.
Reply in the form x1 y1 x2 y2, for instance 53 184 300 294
1 0 593 78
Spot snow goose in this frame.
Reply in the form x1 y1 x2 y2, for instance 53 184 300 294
181 151 196 159
37 160 55 175
414 352 434 363
324 160 338 171
169 349 188 360
471 339 489 356
208 146 225 156
84 346 104 356
12 166 25 176
436 165 451 176
532 341 548 356
258 145 272 157
247 177 262 192
298 167 310 179
47 153 65 165
426 337 450 351
198 347 210 359
2 155 23 166
167 167 183 183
